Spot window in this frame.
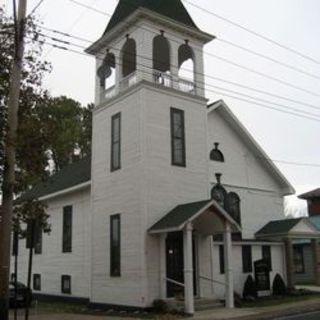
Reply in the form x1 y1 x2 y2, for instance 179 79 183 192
61 275 71 294
170 108 186 167
262 245 272 271
110 214 121 277
111 113 121 171
62 206 73 253
33 274 41 291
210 143 224 162
242 245 252 273
227 192 241 226
294 246 305 274
211 185 227 209
219 245 225 274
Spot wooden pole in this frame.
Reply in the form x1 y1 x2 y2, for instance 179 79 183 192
0 1 27 319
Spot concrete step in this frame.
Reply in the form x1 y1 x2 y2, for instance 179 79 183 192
195 298 224 311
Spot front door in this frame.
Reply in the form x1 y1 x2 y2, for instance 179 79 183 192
166 232 197 298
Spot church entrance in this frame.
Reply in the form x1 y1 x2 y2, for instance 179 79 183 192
166 232 197 298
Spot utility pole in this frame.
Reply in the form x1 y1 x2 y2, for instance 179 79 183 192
0 1 27 319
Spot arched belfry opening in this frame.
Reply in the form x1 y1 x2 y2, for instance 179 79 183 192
121 38 137 78
153 35 170 71
97 52 116 98
178 43 195 93
153 34 171 86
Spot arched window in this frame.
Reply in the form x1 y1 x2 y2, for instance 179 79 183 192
210 143 224 162
227 192 241 225
153 35 170 73
153 35 171 86
121 38 136 78
178 43 195 92
97 52 116 90
211 184 227 209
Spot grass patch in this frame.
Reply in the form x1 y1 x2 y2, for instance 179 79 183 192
32 301 183 319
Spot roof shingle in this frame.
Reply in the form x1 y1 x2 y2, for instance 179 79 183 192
104 0 199 34
16 157 91 203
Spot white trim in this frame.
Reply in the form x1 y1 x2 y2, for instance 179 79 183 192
207 100 295 195
86 7 214 54
39 182 91 202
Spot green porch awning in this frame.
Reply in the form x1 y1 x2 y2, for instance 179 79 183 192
148 199 241 235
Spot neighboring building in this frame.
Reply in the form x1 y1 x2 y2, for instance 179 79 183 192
288 189 320 286
299 189 320 217
11 0 320 314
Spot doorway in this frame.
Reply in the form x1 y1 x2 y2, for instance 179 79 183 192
166 232 197 298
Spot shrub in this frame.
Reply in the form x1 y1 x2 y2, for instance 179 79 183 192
272 274 287 296
152 299 169 314
242 275 257 300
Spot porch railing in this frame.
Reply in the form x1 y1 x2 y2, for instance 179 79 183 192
179 77 195 94
153 70 173 88
166 277 185 287
102 85 116 100
199 275 226 286
120 71 137 91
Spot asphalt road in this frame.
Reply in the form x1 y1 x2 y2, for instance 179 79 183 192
276 311 320 320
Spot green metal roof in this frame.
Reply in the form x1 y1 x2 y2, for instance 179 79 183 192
16 157 91 203
104 0 199 34
149 200 212 233
255 218 303 236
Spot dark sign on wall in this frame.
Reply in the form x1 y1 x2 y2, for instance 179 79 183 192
254 259 270 291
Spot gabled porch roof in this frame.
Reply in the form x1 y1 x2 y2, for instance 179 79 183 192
148 199 241 235
255 217 320 241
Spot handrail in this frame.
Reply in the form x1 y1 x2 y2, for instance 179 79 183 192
199 275 226 286
166 277 185 288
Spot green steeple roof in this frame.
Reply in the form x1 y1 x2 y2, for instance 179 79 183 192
104 0 199 34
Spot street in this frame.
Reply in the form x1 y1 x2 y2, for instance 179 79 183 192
276 311 320 320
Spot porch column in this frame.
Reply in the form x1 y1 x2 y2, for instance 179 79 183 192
284 238 294 290
224 221 234 308
159 233 167 299
311 239 320 286
183 222 194 315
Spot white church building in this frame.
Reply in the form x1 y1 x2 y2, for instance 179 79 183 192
13 0 320 315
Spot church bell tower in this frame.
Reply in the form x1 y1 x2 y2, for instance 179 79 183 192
86 0 215 308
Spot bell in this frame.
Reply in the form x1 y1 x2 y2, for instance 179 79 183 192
97 64 112 87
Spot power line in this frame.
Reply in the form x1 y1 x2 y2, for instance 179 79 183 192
19 34 320 168
38 24 320 113
68 0 320 98
182 0 320 65
216 38 320 81
35 26 320 117
29 32 320 123
28 0 44 16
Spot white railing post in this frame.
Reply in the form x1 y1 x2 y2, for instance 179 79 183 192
224 221 234 308
159 233 167 300
183 222 194 315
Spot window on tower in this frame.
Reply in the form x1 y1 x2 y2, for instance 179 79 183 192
170 108 186 167
111 112 121 171
153 34 172 87
178 43 195 94
97 52 116 99
121 38 136 78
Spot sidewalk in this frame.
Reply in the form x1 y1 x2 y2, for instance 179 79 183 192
9 297 320 320
193 297 320 320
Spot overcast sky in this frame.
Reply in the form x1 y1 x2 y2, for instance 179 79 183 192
2 0 320 214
